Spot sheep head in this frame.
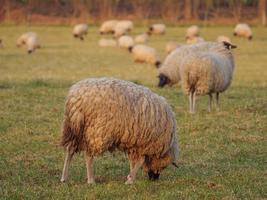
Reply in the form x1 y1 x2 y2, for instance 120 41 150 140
158 73 171 87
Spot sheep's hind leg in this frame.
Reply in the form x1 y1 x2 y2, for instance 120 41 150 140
216 93 220 111
125 157 145 184
189 92 193 113
190 91 196 114
208 93 213 112
85 152 95 184
61 146 74 182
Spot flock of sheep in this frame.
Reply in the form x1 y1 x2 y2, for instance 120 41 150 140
1 21 253 184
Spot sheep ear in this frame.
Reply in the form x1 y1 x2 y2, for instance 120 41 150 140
172 162 179 168
223 41 237 49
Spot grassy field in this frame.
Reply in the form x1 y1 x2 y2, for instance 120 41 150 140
0 25 266 200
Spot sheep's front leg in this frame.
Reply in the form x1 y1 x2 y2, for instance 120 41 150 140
208 93 213 112
189 91 196 114
61 146 74 182
189 92 193 113
216 93 220 111
85 152 95 184
125 157 145 184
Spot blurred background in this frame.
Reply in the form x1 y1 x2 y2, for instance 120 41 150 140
0 0 266 26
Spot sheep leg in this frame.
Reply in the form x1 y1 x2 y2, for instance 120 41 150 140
216 93 220 111
60 146 74 182
208 93 213 112
190 91 196 114
125 157 145 184
189 92 193 113
84 152 95 184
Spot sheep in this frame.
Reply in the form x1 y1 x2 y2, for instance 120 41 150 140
113 26 128 38
98 38 117 47
165 41 181 54
217 35 231 43
118 35 134 49
186 36 204 44
134 33 149 44
233 23 253 40
129 44 161 68
113 20 134 38
99 20 118 34
148 24 166 35
16 32 41 54
186 25 200 39
179 41 237 113
60 77 179 184
73 24 88 40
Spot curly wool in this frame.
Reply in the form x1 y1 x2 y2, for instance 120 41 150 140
180 42 235 96
61 77 178 171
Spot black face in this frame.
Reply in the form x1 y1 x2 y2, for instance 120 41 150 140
248 35 253 40
155 61 161 68
148 170 160 181
158 73 170 88
222 41 237 50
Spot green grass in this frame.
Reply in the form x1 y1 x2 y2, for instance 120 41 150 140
0 25 266 199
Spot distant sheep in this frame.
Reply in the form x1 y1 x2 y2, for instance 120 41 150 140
99 20 118 34
186 25 200 39
113 20 134 38
165 41 181 54
217 35 231 43
60 77 179 184
113 26 128 38
129 44 161 68
180 42 237 113
134 33 149 44
186 36 204 44
148 24 166 35
98 38 117 47
16 32 41 54
73 24 88 40
118 35 134 49
233 23 252 40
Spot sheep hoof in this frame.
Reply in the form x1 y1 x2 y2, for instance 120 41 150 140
125 175 134 184
60 178 66 183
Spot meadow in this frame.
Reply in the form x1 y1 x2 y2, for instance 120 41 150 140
0 25 266 199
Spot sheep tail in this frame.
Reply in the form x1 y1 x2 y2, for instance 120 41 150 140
61 109 85 153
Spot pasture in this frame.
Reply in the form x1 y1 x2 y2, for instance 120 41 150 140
0 25 266 199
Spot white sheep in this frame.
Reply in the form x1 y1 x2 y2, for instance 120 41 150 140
180 42 237 113
233 23 253 40
129 44 161 68
73 24 88 40
60 77 179 184
98 38 117 47
186 36 204 44
113 20 134 38
165 41 181 54
217 35 231 43
113 26 128 38
148 24 166 35
16 32 41 54
134 33 149 44
186 25 200 39
118 35 134 49
99 20 118 34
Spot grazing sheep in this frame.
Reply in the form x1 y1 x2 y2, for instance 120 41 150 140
233 23 253 40
134 33 149 44
60 77 179 184
99 20 118 34
180 42 237 113
113 20 134 38
148 24 166 35
165 41 181 54
186 36 204 44
217 35 231 43
16 32 41 54
73 24 88 40
98 38 117 47
118 35 134 49
129 44 161 68
186 25 200 39
113 26 128 38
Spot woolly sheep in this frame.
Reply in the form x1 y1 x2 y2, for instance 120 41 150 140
113 20 134 38
233 23 252 40
60 77 179 184
148 24 166 35
129 44 161 68
165 41 181 54
99 20 118 34
217 35 231 43
98 38 117 47
118 35 134 49
73 24 88 40
134 33 149 44
186 25 200 39
113 26 128 38
186 36 204 44
179 42 237 113
16 32 41 54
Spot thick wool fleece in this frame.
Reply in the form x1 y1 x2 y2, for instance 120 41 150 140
61 78 178 170
180 42 235 96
